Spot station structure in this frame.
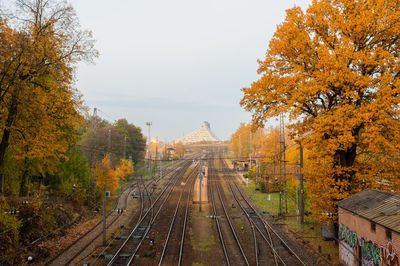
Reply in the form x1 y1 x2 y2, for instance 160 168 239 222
338 189 400 266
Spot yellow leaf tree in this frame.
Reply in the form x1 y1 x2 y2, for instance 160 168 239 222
0 0 97 194
97 156 134 195
115 159 134 181
241 0 400 223
96 155 118 194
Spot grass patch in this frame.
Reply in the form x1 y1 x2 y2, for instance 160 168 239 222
235 217 244 229
218 173 231 196
184 167 194 179
189 230 215 252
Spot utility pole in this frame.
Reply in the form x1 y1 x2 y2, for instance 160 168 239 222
123 135 127 159
199 159 203 212
155 138 158 176
255 159 258 183
146 122 152 170
108 129 111 154
300 145 304 232
296 170 299 224
89 108 97 209
249 130 252 169
103 184 106 245
279 114 287 214
159 140 162 179
238 134 241 158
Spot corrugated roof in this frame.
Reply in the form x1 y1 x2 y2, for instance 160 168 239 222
338 189 400 233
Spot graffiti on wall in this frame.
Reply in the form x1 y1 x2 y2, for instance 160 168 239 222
360 238 381 266
339 223 359 248
339 224 399 266
340 241 357 266
382 242 399 266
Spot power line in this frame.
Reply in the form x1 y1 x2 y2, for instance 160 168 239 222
97 109 117 123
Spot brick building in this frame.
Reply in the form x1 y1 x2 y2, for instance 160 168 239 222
338 189 400 266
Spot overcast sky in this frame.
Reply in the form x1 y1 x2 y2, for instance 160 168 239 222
69 0 312 142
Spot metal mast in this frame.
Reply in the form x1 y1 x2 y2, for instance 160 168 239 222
279 113 287 214
146 122 152 170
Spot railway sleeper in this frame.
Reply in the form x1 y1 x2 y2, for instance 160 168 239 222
116 236 130 239
99 254 132 258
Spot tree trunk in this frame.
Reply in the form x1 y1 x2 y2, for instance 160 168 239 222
333 144 357 185
0 93 19 171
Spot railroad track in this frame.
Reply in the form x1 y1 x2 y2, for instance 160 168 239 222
83 159 189 265
45 180 138 266
208 157 250 266
103 159 193 265
158 162 198 266
45 160 184 266
218 156 312 266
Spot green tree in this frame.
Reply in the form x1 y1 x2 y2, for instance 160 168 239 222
115 119 146 164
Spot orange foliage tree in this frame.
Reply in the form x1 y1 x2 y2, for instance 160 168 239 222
0 0 97 193
96 156 134 194
229 123 267 159
241 0 400 223
115 159 134 182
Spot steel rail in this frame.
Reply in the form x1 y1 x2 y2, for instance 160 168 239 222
177 165 198 266
125 161 192 265
67 176 162 266
226 161 307 266
106 168 182 266
158 165 197 266
43 181 137 266
213 160 250 266
89 170 169 265
219 157 260 266
219 158 281 266
209 159 231 266
96 159 186 264
107 160 191 266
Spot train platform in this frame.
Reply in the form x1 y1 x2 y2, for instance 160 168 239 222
193 168 208 203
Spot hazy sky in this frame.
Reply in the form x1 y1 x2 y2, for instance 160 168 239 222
69 0 312 141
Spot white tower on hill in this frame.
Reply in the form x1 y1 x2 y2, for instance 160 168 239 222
177 121 220 144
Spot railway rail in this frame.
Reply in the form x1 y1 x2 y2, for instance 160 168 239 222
208 157 250 266
45 159 185 266
104 159 193 265
219 156 312 266
45 180 137 266
158 162 198 266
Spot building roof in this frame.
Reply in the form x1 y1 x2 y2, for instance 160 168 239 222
177 121 220 144
338 189 400 233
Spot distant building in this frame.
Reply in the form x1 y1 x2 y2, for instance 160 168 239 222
337 189 400 266
166 147 175 159
177 121 220 144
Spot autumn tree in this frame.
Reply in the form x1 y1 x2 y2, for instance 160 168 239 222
229 123 267 159
173 142 184 157
241 0 400 222
115 119 146 164
0 0 97 193
114 159 134 181
96 155 133 194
